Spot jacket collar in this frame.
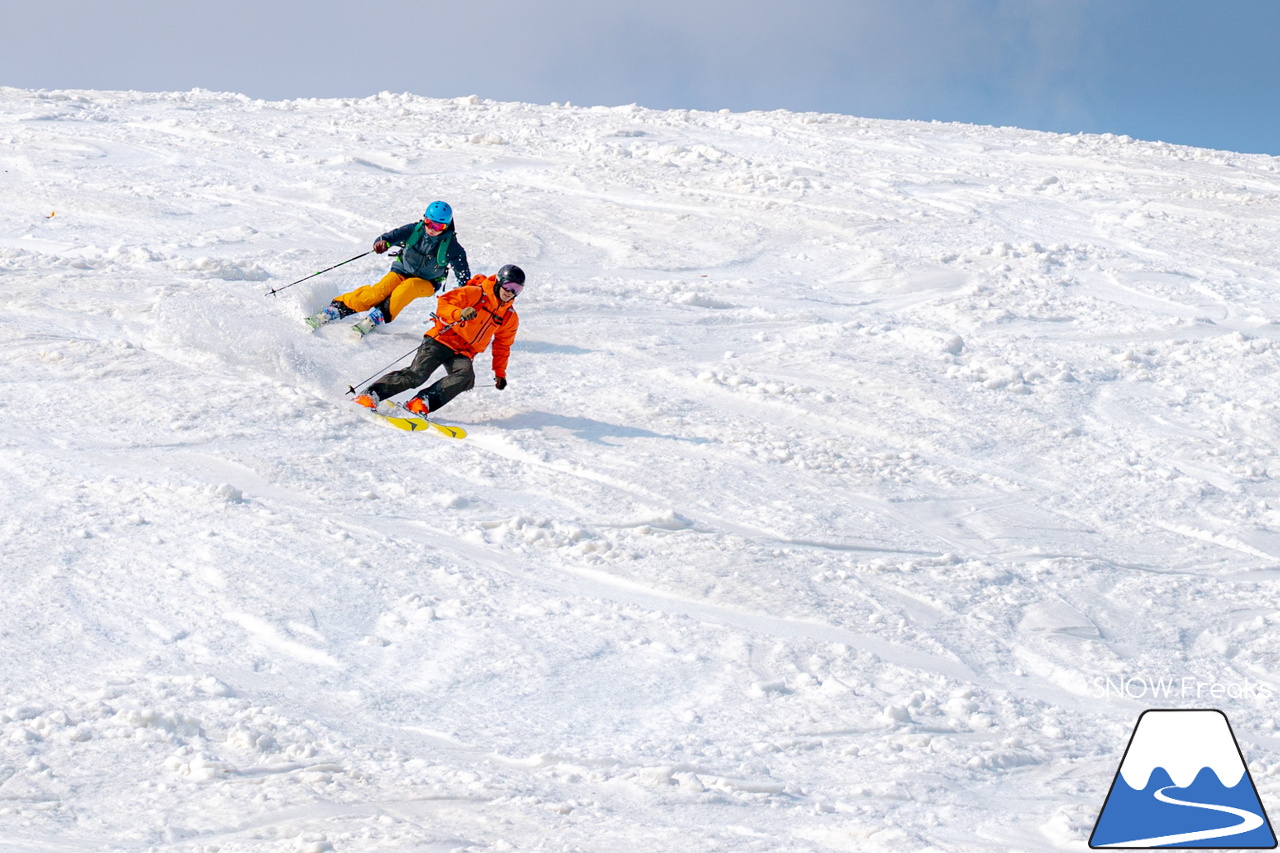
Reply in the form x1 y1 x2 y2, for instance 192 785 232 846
485 282 518 315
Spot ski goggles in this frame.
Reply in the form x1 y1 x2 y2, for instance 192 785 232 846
423 219 448 234
499 281 523 296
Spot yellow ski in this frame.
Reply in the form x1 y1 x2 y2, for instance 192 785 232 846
373 411 467 439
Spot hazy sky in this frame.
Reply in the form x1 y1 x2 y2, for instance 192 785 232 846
2 0 1276 154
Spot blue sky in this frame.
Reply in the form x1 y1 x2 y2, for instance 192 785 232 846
2 0 1276 154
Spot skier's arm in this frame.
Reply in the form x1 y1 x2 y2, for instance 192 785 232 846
379 223 417 247
448 241 472 286
490 313 519 379
433 287 480 326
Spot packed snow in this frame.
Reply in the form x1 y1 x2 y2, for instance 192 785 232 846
3 86 1280 852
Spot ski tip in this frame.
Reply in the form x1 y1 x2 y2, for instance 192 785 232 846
433 424 468 439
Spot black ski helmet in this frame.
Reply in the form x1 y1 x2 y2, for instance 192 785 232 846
496 264 525 286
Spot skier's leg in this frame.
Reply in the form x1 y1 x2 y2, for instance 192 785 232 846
367 338 452 400
334 272 406 313
370 296 393 327
385 277 442 322
419 352 475 412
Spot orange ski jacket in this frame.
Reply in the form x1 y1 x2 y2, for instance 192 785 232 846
427 275 520 378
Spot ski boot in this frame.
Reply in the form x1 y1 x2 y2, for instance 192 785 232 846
404 396 429 417
353 390 380 410
351 307 387 338
305 304 341 330
306 300 355 330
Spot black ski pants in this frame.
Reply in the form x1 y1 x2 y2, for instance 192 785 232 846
367 337 474 412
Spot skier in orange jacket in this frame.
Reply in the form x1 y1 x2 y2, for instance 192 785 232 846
354 265 524 417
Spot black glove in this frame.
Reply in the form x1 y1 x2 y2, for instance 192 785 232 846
373 239 389 254
459 307 478 321
495 376 508 390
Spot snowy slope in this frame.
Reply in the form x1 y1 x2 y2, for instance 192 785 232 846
3 86 1280 852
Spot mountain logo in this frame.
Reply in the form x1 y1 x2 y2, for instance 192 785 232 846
1090 709 1276 849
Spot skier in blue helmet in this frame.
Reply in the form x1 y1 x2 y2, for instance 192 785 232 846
306 201 471 337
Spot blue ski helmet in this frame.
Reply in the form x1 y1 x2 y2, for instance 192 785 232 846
424 200 453 224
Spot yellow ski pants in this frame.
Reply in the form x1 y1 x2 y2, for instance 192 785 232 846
335 271 439 322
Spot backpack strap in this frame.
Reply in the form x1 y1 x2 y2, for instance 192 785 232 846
405 221 424 249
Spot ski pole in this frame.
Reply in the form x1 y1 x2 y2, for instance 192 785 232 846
428 313 464 334
345 316 465 394
346 345 420 395
266 251 372 297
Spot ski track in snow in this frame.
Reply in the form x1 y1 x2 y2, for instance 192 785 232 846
3 87 1280 851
